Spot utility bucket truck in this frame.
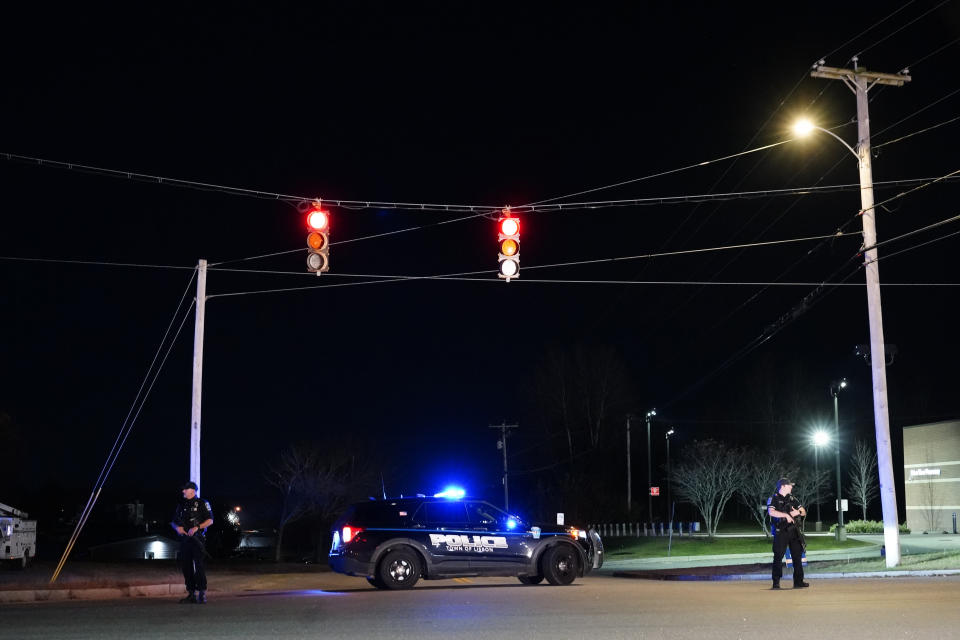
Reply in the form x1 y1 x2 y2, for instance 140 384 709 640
0 502 37 568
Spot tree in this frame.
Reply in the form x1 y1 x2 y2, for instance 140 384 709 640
736 449 797 537
847 439 879 520
671 439 746 538
265 444 319 562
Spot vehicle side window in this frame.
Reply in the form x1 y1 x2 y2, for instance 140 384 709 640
467 502 500 526
420 501 469 525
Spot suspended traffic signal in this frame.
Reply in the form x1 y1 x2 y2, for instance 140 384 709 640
497 210 520 282
306 205 330 274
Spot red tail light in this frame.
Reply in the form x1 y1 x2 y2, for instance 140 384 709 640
342 526 363 544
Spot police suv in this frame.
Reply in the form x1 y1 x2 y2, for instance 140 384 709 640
328 492 603 590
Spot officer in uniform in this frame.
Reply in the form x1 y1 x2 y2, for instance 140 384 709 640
170 481 213 604
767 477 809 590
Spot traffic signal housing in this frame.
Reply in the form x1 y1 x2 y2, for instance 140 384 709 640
306 206 330 274
497 211 520 282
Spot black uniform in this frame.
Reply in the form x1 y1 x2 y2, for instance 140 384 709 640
767 492 805 586
172 496 213 594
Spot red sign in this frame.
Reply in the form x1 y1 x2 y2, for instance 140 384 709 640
650 487 660 496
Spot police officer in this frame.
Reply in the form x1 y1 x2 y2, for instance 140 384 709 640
170 481 213 604
767 477 809 590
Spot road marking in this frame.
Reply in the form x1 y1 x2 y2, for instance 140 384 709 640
453 578 474 584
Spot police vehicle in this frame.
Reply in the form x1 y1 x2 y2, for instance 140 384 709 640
328 489 603 590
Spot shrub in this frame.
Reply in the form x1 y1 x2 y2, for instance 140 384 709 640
829 519 910 534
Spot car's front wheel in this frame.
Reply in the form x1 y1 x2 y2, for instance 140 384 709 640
542 545 578 585
377 548 421 590
518 574 544 585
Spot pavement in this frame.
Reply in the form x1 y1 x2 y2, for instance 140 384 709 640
3 533 959 603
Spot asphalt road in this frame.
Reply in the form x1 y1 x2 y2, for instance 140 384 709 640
4 573 960 639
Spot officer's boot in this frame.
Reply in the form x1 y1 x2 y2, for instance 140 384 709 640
179 591 196 604
771 581 780 590
197 591 207 604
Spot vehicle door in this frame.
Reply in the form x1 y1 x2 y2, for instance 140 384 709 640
412 500 474 571
464 501 530 569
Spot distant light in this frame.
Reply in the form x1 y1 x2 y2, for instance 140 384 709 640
840 379 848 389
234 506 242 512
506 518 518 530
434 486 466 499
793 119 815 137
666 429 675 436
813 430 830 447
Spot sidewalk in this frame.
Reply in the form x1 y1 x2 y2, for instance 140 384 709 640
602 533 960 581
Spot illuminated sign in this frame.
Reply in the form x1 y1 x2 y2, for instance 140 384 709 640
909 468 942 477
429 534 508 552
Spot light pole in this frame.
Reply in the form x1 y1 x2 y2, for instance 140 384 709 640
830 379 848 541
812 429 830 532
646 409 656 523
665 428 675 523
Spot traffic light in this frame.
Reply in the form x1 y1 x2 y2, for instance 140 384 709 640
497 210 520 281
306 205 330 274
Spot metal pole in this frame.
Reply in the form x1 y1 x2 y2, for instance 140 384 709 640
626 415 632 512
815 447 822 530
646 412 653 522
834 391 844 541
190 259 207 494
665 434 671 523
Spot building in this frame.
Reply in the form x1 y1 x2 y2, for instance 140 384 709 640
88 535 179 561
903 420 960 533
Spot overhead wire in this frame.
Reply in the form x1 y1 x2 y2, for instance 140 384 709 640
873 115 960 150
849 0 955 61
51 271 198 583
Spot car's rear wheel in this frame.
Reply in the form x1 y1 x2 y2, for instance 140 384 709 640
518 574 543 585
377 548 421 590
542 544 578 585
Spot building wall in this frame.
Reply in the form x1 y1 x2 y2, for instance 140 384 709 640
903 420 960 533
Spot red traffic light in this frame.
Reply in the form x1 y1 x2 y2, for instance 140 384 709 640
307 208 329 232
499 217 519 236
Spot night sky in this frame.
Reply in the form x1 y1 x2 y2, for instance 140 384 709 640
2 3 959 526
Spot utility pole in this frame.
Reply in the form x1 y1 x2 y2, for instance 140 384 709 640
626 415 633 512
490 423 519 510
190 259 208 494
645 409 656 521
811 59 910 567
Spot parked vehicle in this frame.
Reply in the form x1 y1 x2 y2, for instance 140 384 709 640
0 502 37 569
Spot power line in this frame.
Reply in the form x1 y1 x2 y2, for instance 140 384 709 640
874 115 960 150
851 0 954 61
905 34 960 69
872 86 960 140
0 255 196 271
819 2 917 64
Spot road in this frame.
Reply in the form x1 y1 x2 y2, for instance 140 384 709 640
4 573 960 639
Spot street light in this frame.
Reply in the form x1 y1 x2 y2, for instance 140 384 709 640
830 378 848 541
812 429 830 531
665 428 675 524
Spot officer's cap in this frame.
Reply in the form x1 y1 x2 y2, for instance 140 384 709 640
182 481 198 491
777 477 794 487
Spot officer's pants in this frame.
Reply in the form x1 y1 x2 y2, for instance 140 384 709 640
179 536 207 592
772 526 804 584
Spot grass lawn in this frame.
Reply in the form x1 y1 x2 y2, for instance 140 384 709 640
603 535 873 559
810 550 960 573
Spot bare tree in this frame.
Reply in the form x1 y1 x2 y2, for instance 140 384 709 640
671 439 746 538
791 466 832 530
847 439 879 520
266 444 318 562
737 449 797 537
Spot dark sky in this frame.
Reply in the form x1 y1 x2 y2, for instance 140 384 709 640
2 3 959 518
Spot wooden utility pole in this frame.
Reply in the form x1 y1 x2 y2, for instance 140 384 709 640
811 59 910 567
490 423 519 510
190 259 207 494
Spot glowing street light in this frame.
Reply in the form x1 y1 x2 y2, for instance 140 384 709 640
830 378 849 540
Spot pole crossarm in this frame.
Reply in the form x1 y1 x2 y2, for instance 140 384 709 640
811 64 912 87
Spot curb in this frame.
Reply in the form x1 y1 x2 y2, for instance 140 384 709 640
612 569 960 582
0 583 183 604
